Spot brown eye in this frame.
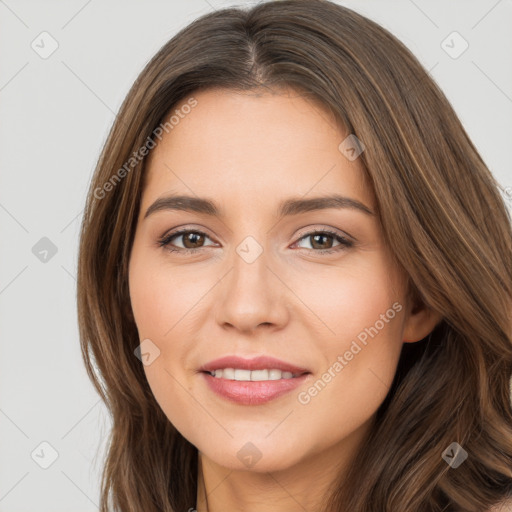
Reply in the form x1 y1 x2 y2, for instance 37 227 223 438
309 233 335 250
294 229 353 254
181 232 206 249
158 227 353 256
158 229 215 254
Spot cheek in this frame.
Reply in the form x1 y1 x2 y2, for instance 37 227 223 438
128 249 213 400
296 254 403 345
293 256 405 411
128 251 204 430
128 250 205 339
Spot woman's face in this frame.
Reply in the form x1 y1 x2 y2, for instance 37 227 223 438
128 87 433 474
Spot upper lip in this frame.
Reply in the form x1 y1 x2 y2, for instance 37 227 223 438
200 355 310 375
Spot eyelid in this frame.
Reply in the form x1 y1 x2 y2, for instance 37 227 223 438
158 224 355 254
294 225 355 243
161 224 354 243
160 224 218 241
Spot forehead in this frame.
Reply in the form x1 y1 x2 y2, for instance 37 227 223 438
141 87 374 213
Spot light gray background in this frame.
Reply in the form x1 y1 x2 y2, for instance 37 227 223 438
0 0 511 510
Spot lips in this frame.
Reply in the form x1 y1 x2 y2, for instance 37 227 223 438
199 355 310 375
202 371 310 405
199 355 312 405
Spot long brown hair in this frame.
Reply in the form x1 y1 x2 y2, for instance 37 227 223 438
77 1 512 510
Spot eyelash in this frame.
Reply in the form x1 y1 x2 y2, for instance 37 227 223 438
157 227 354 255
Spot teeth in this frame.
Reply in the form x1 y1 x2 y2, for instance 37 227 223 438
222 368 235 380
251 369 269 381
269 369 284 380
211 368 297 381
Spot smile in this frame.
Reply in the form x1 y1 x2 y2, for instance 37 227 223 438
207 368 303 380
201 371 310 405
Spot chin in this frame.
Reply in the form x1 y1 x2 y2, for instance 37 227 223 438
196 434 310 474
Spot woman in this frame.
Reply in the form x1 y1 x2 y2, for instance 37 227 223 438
77 0 512 510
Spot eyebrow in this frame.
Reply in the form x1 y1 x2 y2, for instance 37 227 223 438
143 193 375 220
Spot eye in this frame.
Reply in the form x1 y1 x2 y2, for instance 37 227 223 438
292 228 354 254
157 227 354 255
157 229 217 254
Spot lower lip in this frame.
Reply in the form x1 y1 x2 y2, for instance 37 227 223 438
201 372 310 405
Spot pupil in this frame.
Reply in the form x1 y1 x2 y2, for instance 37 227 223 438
185 232 204 248
312 234 332 250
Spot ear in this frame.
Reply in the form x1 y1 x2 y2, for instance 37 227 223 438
402 294 443 343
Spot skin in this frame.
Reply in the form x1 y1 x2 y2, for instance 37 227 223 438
128 87 442 512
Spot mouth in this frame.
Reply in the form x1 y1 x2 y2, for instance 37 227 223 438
202 368 308 380
199 354 310 377
200 371 311 405
199 355 312 405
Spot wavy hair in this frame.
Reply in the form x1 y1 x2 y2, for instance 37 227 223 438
76 1 512 510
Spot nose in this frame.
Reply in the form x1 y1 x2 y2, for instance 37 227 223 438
214 239 290 334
